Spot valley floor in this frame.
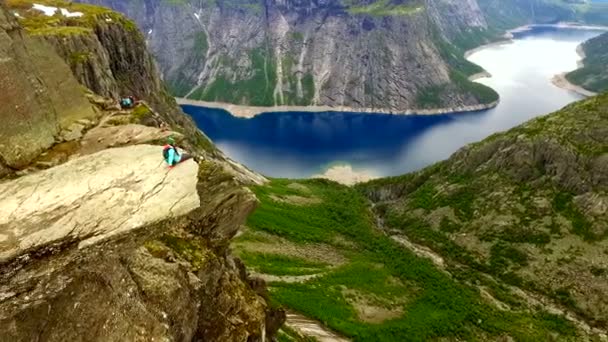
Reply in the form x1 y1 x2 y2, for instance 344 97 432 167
233 179 592 341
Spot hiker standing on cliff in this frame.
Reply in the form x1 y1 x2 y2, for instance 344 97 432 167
163 137 193 167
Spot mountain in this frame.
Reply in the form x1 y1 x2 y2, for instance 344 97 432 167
234 93 608 340
567 31 608 94
0 1 280 340
75 0 604 113
78 0 505 112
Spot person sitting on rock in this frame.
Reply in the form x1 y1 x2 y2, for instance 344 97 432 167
120 96 138 109
162 137 193 167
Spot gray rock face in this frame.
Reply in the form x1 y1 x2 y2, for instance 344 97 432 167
0 144 276 341
0 144 200 263
0 3 279 340
0 3 95 169
427 0 487 39
78 0 493 111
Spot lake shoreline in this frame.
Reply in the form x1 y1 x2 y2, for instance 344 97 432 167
467 22 606 99
177 22 605 120
550 44 597 97
176 97 499 119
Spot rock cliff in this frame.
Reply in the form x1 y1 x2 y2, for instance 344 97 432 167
78 0 499 112
0 4 95 172
0 1 282 340
0 145 277 341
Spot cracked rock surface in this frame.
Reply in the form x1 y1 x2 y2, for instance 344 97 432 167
0 144 200 263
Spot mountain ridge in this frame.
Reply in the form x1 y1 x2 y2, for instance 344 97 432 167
78 0 504 112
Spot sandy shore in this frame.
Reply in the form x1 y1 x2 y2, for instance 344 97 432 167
312 164 376 186
549 32 600 97
471 22 605 98
468 71 492 81
176 98 498 119
551 73 597 97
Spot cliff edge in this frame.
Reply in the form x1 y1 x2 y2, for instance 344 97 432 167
0 1 282 340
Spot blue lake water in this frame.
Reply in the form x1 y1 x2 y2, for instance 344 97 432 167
183 27 604 179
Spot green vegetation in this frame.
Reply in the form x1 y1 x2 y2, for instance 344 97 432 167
159 234 211 268
167 31 209 96
167 72 194 97
7 0 140 35
566 32 608 93
235 179 583 341
343 0 423 16
552 192 601 241
238 252 329 276
415 85 446 108
161 0 188 5
277 326 318 342
358 93 608 330
68 51 90 64
429 27 500 107
191 47 277 106
451 70 499 104
289 31 304 42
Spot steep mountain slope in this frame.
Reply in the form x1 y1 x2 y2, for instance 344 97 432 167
5 0 266 182
567 31 608 93
232 91 608 341
359 93 608 330
0 1 282 340
78 0 499 112
0 5 95 174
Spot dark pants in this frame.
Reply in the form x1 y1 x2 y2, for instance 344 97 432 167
178 153 193 163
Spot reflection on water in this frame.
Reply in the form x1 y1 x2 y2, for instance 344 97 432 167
184 27 604 179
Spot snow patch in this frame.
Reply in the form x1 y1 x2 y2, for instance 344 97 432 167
32 3 83 17
193 12 200 20
148 29 153 35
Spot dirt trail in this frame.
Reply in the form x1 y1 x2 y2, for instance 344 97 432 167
251 272 323 284
285 311 350 342
390 235 445 269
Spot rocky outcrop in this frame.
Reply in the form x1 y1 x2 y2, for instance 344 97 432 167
8 0 268 185
0 3 95 170
0 2 281 340
427 0 488 39
0 145 200 263
359 93 608 329
0 143 281 341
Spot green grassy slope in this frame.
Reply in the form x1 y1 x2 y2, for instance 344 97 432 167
359 93 608 331
235 93 608 341
235 179 588 341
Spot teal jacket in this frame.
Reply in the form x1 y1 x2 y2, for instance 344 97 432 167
164 145 181 166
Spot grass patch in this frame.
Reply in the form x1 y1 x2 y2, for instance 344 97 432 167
344 0 423 16
243 179 580 340
239 251 329 276
8 0 140 35
160 234 211 269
